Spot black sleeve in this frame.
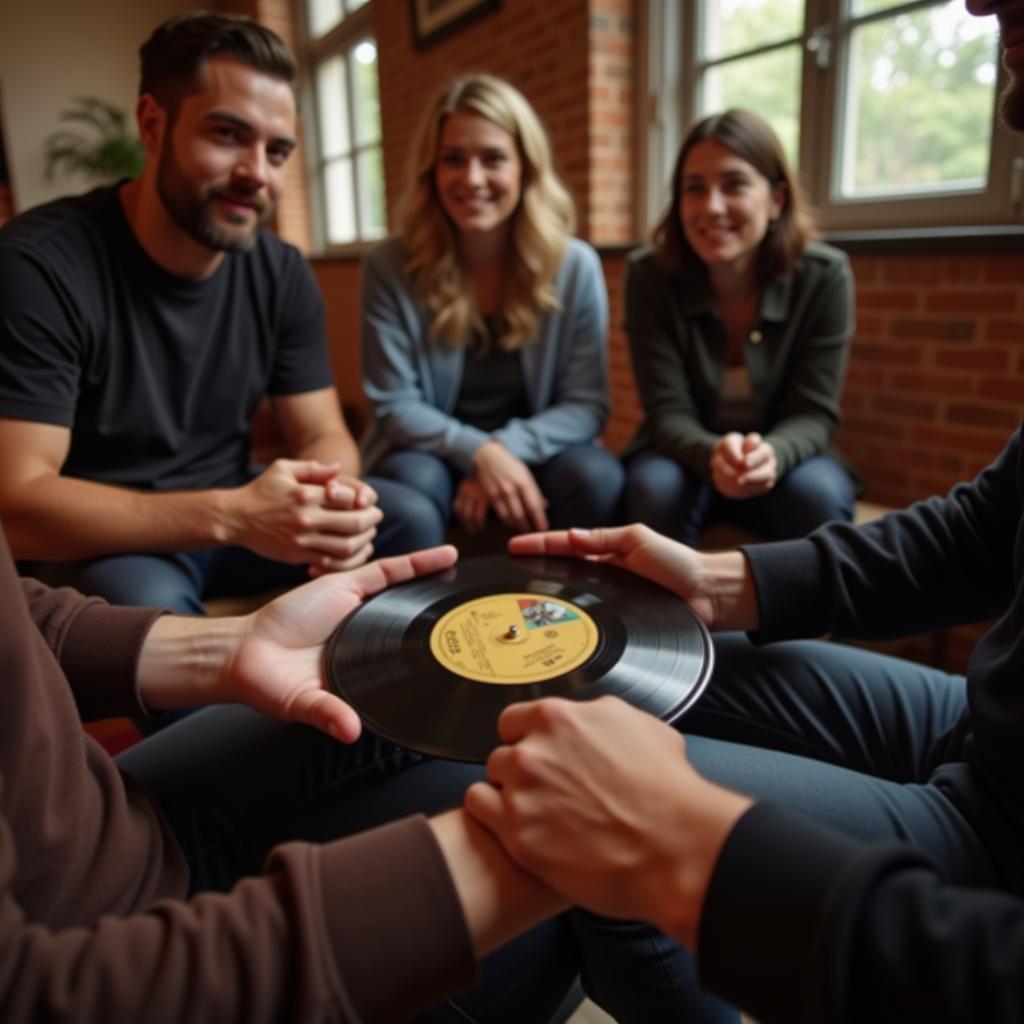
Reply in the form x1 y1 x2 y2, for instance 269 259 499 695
743 424 1022 642
266 247 335 397
0 240 84 426
699 802 1024 1024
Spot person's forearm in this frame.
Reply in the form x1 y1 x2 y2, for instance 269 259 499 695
1 474 237 561
429 809 568 957
292 427 361 477
135 612 246 711
698 550 760 632
651 782 754 950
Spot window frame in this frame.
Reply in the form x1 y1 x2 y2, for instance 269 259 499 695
299 0 385 253
640 0 1024 236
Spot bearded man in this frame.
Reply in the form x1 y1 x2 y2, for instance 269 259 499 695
0 13 438 625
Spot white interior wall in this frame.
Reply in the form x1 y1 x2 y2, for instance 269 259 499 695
0 0 192 213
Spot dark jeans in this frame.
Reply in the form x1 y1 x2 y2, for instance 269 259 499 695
575 633 996 1023
116 705 580 1023
32 475 439 614
373 445 626 548
624 451 855 545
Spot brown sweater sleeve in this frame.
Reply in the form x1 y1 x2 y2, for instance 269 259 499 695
21 577 164 720
0 815 477 1024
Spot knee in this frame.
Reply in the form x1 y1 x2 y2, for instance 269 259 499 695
624 455 686 520
373 452 453 516
543 446 624 527
375 481 448 553
779 458 855 527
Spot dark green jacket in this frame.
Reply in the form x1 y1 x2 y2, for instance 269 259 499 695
623 241 854 481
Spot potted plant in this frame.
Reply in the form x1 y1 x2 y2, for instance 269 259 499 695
44 96 144 182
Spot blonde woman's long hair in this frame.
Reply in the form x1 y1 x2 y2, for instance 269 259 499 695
399 73 576 350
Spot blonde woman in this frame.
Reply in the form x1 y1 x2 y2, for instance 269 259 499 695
360 73 623 546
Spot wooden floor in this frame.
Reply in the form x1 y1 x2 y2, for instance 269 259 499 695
567 999 615 1023
568 998 757 1023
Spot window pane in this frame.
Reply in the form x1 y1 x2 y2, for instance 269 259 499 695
851 0 906 16
357 146 387 239
308 0 343 38
316 56 350 160
351 40 381 147
838 1 1000 198
700 0 804 61
701 45 802 165
325 157 356 244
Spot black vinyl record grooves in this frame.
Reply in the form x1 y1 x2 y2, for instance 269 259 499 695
324 554 714 762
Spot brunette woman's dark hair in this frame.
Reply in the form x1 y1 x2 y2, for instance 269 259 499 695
653 108 817 284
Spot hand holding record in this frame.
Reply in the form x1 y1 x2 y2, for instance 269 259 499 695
324 549 714 762
509 524 760 633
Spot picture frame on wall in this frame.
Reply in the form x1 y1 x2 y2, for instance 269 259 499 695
409 0 501 50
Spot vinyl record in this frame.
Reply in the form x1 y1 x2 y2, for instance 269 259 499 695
324 554 714 762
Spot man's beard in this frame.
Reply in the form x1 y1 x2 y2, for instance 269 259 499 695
156 137 273 254
999 65 1024 131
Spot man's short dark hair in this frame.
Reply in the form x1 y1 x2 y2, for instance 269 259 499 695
139 12 296 115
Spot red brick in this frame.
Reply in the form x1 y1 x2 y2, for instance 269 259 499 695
924 291 1019 314
850 343 923 366
944 260 985 284
849 258 879 284
933 347 1010 371
984 258 1024 284
872 395 937 419
889 319 975 342
978 377 1024 402
985 320 1024 343
910 425 1008 455
882 260 943 286
889 371 971 397
858 290 920 311
855 314 885 336
842 416 906 440
947 404 1020 429
844 364 886 388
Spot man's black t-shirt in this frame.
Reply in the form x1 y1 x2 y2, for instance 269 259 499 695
0 185 333 490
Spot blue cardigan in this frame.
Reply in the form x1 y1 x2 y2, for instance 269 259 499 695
359 236 611 473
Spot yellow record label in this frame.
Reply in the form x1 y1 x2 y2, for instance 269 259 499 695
429 592 599 685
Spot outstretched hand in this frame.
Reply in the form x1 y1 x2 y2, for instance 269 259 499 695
509 524 718 626
225 545 458 741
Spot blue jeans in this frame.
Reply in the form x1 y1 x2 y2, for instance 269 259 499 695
373 445 626 548
574 634 997 1023
624 451 855 545
32 475 439 614
116 706 581 1023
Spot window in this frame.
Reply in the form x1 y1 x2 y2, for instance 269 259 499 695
303 0 386 248
641 0 1024 232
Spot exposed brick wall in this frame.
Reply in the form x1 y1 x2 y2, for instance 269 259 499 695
839 254 1024 509
587 0 634 244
